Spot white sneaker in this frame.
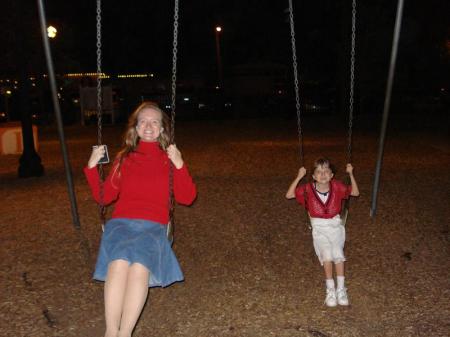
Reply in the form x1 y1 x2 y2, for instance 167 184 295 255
336 287 349 306
324 288 337 307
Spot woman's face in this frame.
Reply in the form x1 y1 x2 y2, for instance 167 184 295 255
136 108 163 142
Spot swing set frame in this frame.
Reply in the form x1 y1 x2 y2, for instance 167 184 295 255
35 0 405 233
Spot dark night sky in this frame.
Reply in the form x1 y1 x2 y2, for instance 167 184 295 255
45 0 294 74
1 0 449 90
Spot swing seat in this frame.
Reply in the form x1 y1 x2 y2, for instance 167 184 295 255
166 221 174 243
340 198 350 227
340 207 349 227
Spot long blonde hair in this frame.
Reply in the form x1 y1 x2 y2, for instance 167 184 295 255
114 101 171 177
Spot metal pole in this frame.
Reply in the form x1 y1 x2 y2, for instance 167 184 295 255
37 0 81 228
370 0 405 217
215 29 223 87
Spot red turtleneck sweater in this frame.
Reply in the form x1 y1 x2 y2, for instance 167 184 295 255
84 141 196 224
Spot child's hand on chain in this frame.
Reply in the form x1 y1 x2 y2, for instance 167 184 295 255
298 167 307 179
346 163 354 175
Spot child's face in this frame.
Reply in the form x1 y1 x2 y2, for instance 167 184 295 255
312 164 334 184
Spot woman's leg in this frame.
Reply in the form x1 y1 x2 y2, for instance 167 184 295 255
104 259 130 337
118 263 150 337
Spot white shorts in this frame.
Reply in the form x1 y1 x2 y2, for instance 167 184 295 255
310 215 346 265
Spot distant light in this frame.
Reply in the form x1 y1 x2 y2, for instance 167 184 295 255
47 26 57 38
6 90 12 95
117 74 148 78
183 97 190 101
215 86 220 89
216 26 222 32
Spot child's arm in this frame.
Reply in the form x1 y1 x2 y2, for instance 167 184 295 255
346 164 360 196
286 167 307 199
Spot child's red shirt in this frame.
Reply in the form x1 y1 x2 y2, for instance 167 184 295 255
295 180 351 218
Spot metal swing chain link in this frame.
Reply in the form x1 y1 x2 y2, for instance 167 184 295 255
342 0 357 225
347 0 356 165
168 0 179 236
288 0 303 166
96 0 106 222
170 0 179 145
288 0 310 229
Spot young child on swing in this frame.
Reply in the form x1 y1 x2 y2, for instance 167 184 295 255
286 158 359 307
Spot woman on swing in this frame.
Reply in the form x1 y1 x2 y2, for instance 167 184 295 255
84 101 197 337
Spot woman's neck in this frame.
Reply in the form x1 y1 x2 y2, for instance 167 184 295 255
136 140 160 153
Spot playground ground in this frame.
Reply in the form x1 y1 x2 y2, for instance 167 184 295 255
1 112 449 337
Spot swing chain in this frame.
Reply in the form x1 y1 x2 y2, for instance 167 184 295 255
342 0 357 225
96 0 103 146
96 0 106 221
170 0 179 144
347 0 356 164
288 0 303 166
168 0 180 241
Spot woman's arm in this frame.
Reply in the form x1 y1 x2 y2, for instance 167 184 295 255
173 165 197 205
168 145 197 205
84 147 120 204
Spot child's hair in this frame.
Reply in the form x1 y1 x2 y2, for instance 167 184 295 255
312 157 335 174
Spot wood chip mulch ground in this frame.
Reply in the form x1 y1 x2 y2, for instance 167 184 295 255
1 114 449 337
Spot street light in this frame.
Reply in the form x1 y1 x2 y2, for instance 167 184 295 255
215 26 223 88
47 25 57 38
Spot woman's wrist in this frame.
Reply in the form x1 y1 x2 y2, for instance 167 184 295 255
173 161 184 169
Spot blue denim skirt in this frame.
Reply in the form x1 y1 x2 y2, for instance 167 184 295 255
93 218 184 288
